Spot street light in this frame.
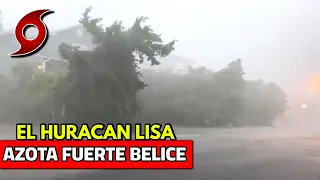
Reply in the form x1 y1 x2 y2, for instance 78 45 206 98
34 54 68 72
34 54 69 123
301 104 308 109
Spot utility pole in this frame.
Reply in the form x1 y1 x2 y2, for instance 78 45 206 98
52 109 55 122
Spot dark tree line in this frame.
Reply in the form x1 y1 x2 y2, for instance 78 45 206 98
136 61 287 127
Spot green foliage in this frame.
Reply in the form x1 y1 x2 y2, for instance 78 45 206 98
136 60 287 127
240 80 288 126
0 74 10 114
57 7 176 124
0 62 65 123
0 8 288 127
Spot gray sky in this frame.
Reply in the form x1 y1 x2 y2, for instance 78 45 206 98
1 0 320 92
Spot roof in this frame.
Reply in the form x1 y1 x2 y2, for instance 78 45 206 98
0 24 86 57
51 24 82 36
0 24 82 36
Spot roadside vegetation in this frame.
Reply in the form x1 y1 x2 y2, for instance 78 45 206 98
0 8 288 127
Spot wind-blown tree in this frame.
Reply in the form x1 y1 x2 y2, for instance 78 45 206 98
0 73 10 117
0 62 65 123
240 80 288 126
137 59 287 127
0 62 36 122
137 59 246 126
210 59 245 126
58 7 176 124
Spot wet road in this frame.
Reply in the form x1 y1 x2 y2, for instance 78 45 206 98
1 125 320 180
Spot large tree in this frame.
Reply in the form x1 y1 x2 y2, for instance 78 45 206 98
58 7 176 124
137 59 246 126
137 59 287 127
211 59 245 125
240 80 288 126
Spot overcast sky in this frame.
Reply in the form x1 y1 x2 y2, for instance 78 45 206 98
1 0 320 93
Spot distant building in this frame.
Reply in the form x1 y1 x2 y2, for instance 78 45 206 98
0 24 92 75
0 24 194 74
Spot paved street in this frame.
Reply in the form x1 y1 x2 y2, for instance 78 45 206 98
1 125 320 180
